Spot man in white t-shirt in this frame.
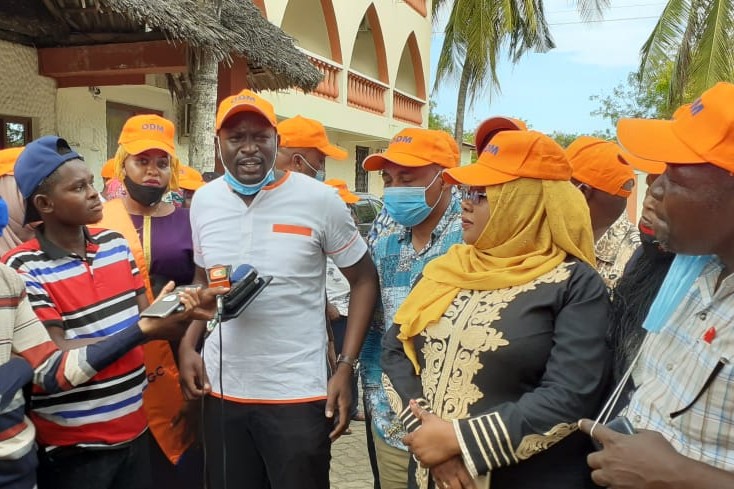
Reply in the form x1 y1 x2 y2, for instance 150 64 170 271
178 89 378 489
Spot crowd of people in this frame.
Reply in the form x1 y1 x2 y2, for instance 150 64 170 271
0 80 733 489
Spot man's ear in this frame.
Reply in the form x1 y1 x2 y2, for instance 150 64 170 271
32 194 54 218
290 152 303 172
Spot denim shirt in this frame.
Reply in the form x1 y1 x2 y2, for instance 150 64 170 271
361 191 463 450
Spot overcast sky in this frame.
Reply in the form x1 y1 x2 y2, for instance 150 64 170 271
430 0 668 136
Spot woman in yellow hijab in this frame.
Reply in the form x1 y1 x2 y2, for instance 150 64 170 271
381 130 611 489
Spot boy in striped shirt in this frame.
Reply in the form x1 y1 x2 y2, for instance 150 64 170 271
2 136 220 489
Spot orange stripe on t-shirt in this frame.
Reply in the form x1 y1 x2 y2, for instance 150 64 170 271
209 392 328 405
273 224 313 237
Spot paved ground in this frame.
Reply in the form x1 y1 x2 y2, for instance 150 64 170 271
330 385 375 489
330 418 374 489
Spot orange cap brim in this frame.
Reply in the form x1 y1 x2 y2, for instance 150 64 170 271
0 162 14 177
179 180 205 191
617 118 705 165
618 148 666 175
363 151 435 171
340 191 360 204
319 144 348 160
122 140 177 159
442 163 518 187
475 117 526 151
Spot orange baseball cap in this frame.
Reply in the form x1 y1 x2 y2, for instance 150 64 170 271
617 150 666 175
0 147 24 177
325 178 360 204
363 128 459 171
178 165 205 191
118 114 177 158
101 158 115 179
216 89 277 130
277 116 347 160
443 130 571 186
566 137 635 197
617 82 734 173
475 116 528 152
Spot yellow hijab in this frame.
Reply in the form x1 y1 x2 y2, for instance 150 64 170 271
394 178 596 373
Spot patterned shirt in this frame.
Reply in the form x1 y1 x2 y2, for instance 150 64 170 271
361 191 463 450
595 214 640 292
625 258 734 468
3 227 148 449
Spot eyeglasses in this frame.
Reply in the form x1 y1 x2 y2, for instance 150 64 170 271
459 186 487 205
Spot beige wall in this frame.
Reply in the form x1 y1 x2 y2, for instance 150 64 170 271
350 29 380 79
0 40 56 138
261 0 431 136
280 0 331 58
395 45 417 95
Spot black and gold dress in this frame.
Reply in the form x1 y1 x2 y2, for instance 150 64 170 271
382 259 611 489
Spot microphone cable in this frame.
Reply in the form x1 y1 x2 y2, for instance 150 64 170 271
200 294 228 489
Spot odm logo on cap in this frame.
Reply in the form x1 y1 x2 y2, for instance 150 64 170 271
690 98 704 116
141 123 165 132
393 135 413 144
232 95 257 105
483 144 500 156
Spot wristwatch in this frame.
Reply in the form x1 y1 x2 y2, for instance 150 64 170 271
336 354 358 370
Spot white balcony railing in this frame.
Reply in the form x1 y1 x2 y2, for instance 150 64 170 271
347 70 389 115
393 89 425 125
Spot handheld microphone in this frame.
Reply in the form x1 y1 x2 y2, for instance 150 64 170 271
230 264 256 283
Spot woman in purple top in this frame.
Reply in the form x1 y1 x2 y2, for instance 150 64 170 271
105 114 199 489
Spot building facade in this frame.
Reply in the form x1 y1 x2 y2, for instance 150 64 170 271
256 0 432 196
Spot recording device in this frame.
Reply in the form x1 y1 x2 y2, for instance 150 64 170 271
207 264 272 321
591 416 636 450
140 285 202 318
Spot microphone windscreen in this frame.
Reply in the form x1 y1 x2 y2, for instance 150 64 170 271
231 264 256 283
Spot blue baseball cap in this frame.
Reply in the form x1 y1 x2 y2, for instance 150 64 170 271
14 136 83 224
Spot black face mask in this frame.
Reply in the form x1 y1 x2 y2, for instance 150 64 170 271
639 226 674 262
124 176 167 207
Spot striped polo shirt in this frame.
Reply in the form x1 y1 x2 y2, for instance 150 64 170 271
3 227 147 448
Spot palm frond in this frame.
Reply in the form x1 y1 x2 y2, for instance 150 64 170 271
639 0 690 78
575 0 611 21
688 0 734 96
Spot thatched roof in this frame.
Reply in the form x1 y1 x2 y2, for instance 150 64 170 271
0 0 322 92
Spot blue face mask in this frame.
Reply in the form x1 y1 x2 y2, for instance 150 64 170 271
223 167 275 196
296 154 326 182
383 172 443 227
0 197 7 236
218 137 276 196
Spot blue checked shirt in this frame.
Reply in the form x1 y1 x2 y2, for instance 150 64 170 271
625 257 734 468
361 191 463 450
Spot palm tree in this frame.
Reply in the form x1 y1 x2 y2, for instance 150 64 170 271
638 0 734 109
433 0 609 145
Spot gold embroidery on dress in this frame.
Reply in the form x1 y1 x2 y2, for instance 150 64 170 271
515 422 578 460
381 373 403 415
421 262 572 421
415 262 573 489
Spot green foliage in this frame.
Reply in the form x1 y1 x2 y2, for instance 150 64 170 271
590 69 674 128
549 130 614 148
428 100 477 144
428 100 454 133
639 0 734 107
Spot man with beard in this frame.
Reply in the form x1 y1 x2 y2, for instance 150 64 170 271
179 89 378 489
579 82 734 488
